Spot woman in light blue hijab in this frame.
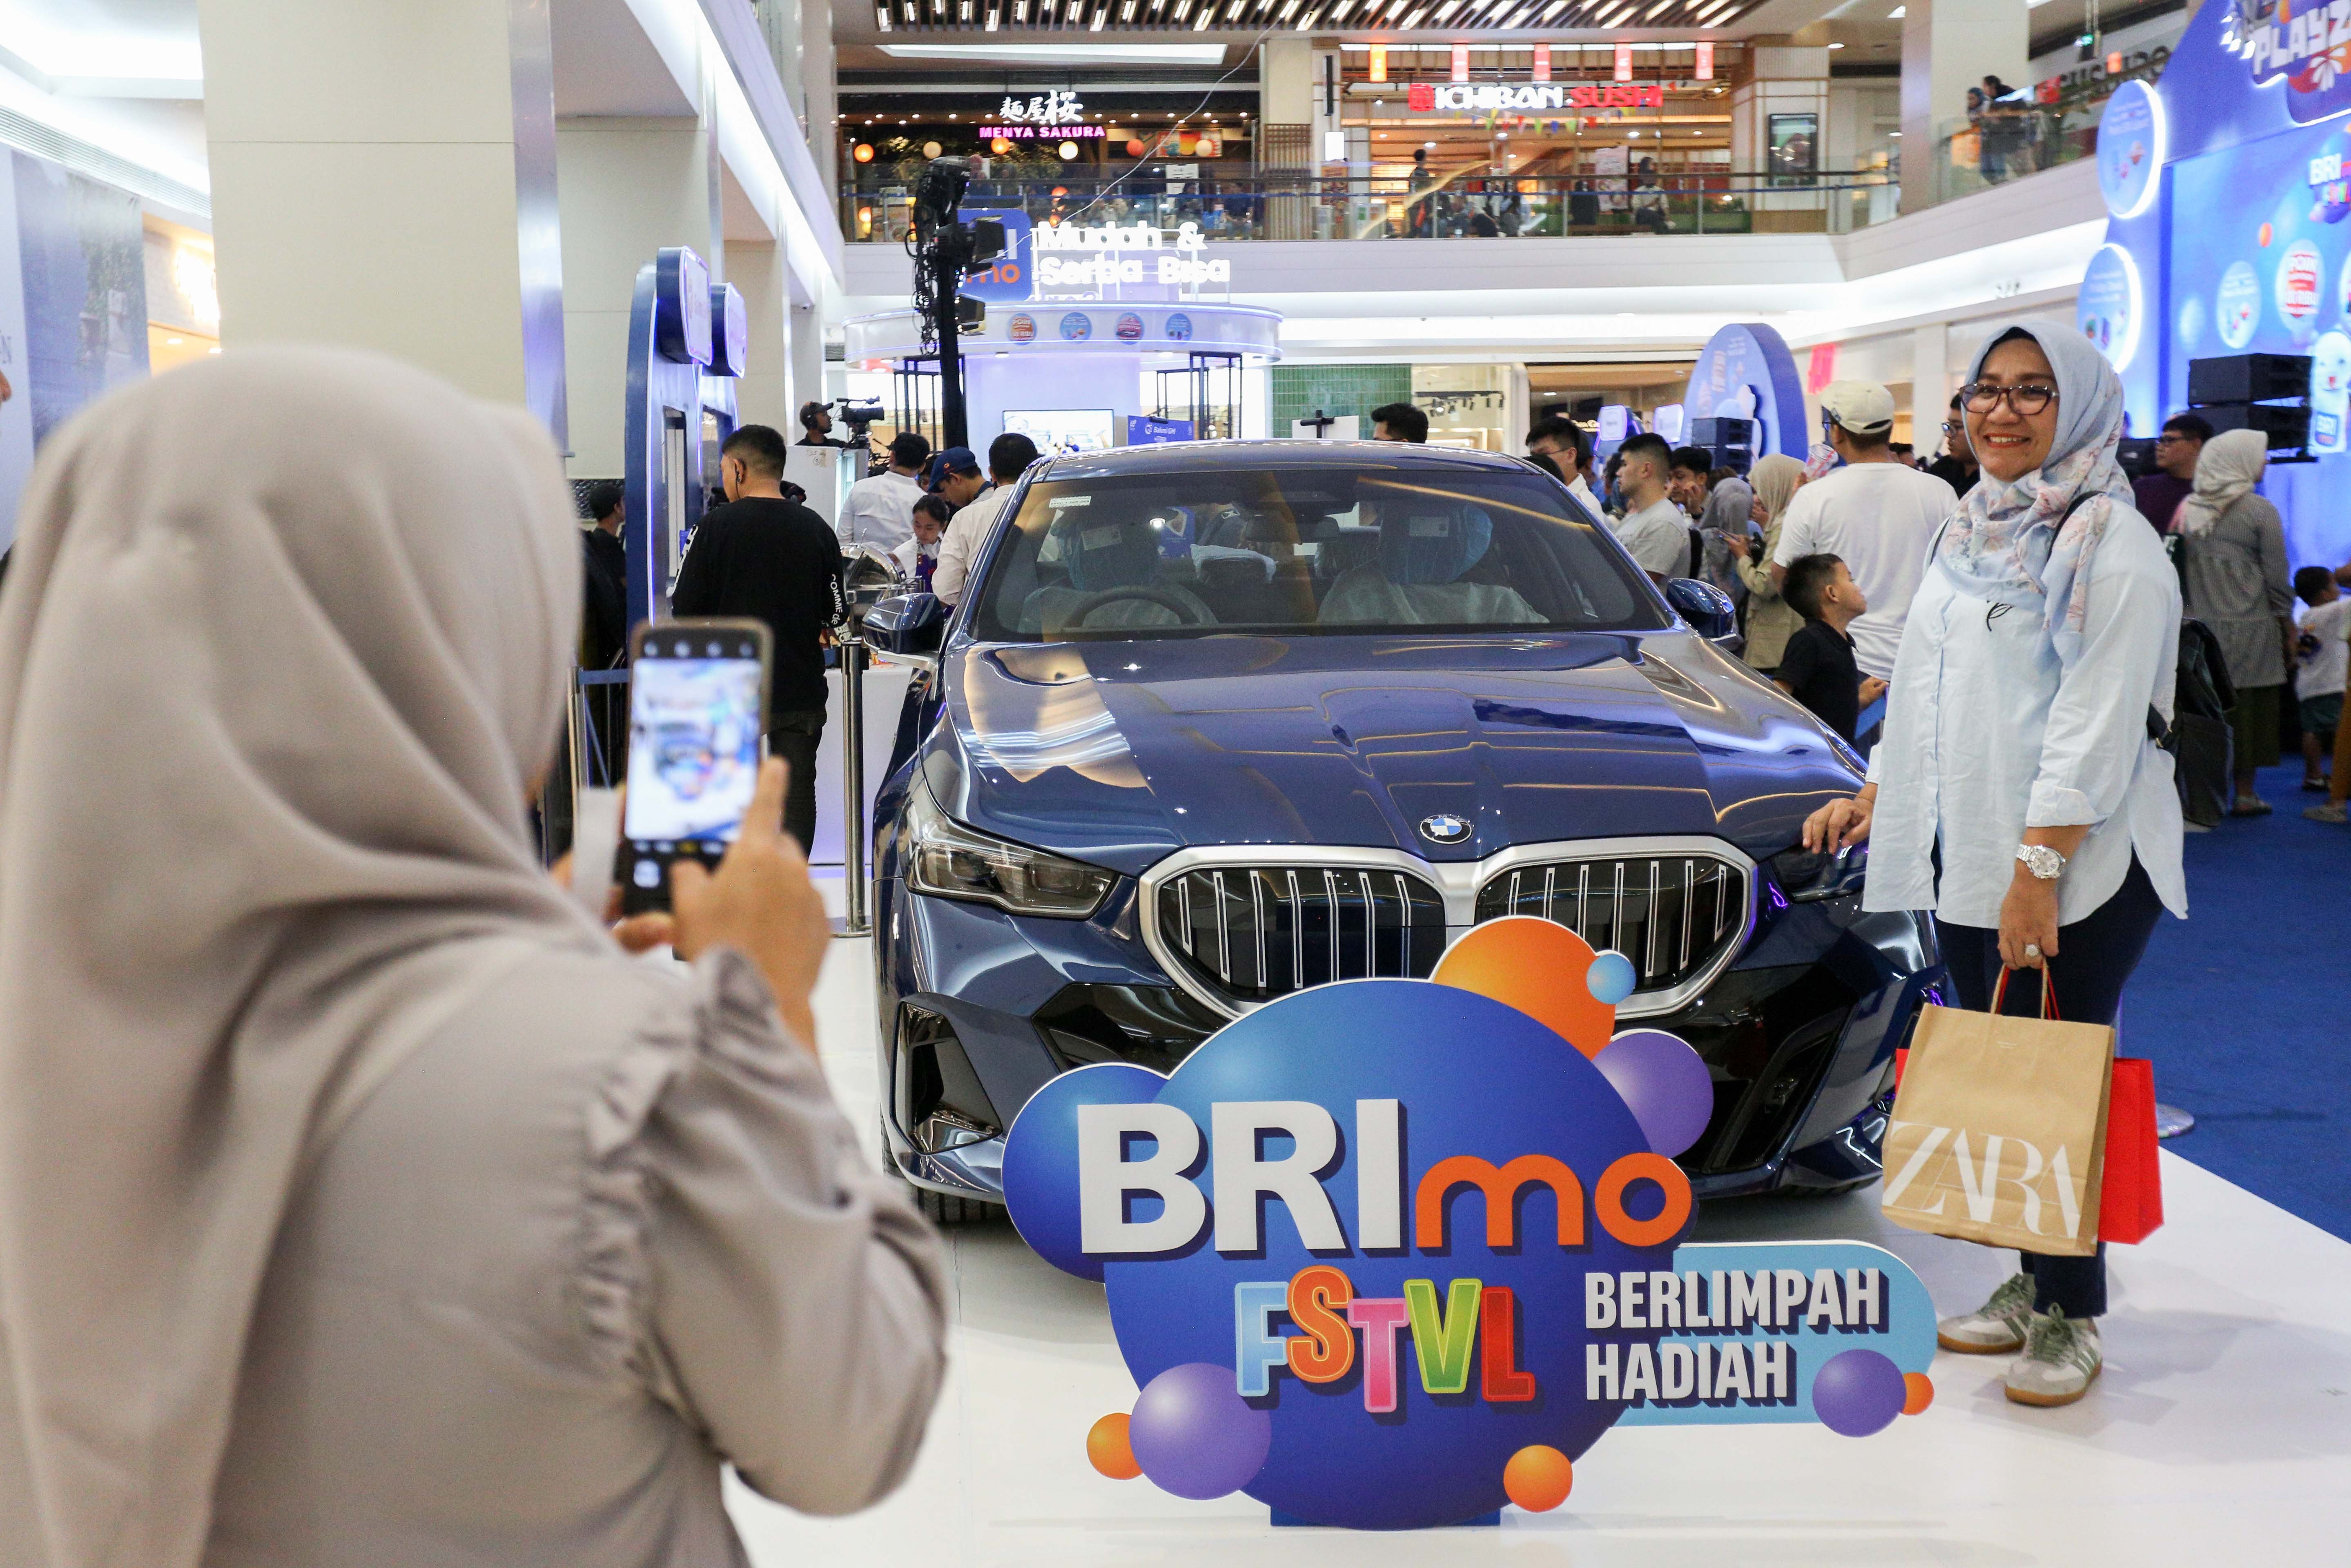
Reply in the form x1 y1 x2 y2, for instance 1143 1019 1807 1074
1797 318 2185 1412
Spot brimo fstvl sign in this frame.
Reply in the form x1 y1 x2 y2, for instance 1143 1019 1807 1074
1003 917 1940 1531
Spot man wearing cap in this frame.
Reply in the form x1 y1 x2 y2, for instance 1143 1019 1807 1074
796 400 850 447
1770 379 1958 682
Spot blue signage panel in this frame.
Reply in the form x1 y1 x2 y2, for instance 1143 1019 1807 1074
960 206 1036 303
1127 415 1194 444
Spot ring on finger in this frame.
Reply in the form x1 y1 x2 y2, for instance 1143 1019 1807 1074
2022 943 2041 960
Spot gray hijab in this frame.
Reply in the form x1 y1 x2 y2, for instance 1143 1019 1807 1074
0 348 604 1566
1932 317 2136 663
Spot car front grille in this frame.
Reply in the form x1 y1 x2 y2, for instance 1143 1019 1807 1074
1473 853 1748 998
1152 866 1447 1010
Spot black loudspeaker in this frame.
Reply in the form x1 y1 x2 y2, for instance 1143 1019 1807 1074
2187 353 2313 406
2116 437 2159 481
2198 401 2311 447
1691 416 1754 472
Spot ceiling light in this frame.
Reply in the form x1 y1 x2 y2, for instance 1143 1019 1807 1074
1827 41 1845 49
1888 4 1905 14
876 43 1228 63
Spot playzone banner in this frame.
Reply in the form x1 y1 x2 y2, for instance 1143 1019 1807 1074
1003 917 1936 1530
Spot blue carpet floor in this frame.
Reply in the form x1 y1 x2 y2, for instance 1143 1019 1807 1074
2119 761 2351 1241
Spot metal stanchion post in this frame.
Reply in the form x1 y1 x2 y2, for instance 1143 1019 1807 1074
838 636 872 937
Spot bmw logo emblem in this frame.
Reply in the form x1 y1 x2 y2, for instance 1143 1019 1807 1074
1418 813 1471 845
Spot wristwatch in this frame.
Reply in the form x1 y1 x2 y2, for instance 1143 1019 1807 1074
2015 844 2067 881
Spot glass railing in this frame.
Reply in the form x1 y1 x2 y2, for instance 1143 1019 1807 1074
842 168 1903 245
1928 54 2167 206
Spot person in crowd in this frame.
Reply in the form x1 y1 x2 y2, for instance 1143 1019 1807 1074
0 349 946 1564
797 399 847 447
898 494 949 588
575 480 630 788
578 479 628 673
1771 380 1958 683
1609 432 1693 583
930 446 990 514
1370 402 1429 443
934 431 1040 605
1725 452 1807 675
1925 392 1981 498
2132 412 2211 533
2293 565 2348 794
1774 553 1885 742
1408 148 1435 237
1529 415 1602 515
671 423 849 853
1890 441 1917 468
1692 454 1755 601
2177 428 2295 816
1802 318 2184 1410
840 430 929 554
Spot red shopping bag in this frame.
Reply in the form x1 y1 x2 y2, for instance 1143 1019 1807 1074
2099 1057 2164 1244
1891 1047 2164 1245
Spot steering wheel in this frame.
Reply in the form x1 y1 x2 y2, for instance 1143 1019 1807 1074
1059 585 1212 629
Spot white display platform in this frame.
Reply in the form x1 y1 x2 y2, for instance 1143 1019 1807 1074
729 942 2351 1565
805 661 914 872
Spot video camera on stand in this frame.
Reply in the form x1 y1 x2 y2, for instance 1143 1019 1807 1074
909 158 1006 450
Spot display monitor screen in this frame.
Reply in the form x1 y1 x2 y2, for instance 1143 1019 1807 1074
1004 408 1116 455
623 652 764 843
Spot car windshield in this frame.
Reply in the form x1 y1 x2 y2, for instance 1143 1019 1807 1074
965 463 1666 641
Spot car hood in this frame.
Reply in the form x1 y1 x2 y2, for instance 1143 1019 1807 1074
923 633 1861 877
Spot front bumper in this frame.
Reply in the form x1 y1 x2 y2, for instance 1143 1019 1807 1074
873 864 1941 1205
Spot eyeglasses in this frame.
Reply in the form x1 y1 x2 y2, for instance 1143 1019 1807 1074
1960 381 2058 416
2154 432 2196 446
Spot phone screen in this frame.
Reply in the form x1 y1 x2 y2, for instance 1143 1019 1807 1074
617 623 771 914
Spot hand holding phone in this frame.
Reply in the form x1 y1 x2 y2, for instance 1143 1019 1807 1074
669 758 829 1054
621 619 773 914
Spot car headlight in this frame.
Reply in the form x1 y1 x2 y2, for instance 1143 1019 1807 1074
1768 842 1867 904
905 783 1115 918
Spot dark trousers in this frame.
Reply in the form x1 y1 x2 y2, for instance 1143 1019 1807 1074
1933 857 2164 1319
769 707 826 856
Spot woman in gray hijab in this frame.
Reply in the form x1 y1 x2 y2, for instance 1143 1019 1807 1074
0 348 946 1567
1798 319 2184 1411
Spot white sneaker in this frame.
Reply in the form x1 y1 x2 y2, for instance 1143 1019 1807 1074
2004 1307 2103 1407
1937 1272 2034 1354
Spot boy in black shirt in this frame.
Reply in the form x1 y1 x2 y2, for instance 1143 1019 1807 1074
671 423 847 852
1776 552 1885 743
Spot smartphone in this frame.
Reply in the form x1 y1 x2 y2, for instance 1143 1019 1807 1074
620 619 773 915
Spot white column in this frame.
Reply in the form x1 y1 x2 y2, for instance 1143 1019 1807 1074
554 117 716 478
196 0 567 441
1900 0 2030 213
1912 322 1950 451
1732 47 1829 229
731 240 789 434
788 261 825 439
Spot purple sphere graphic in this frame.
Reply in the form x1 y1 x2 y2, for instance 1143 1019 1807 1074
1811 1349 1908 1438
1128 1362 1274 1499
1592 1029 1714 1157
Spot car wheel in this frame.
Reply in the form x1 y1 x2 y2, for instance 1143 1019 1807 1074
910 1183 1005 1227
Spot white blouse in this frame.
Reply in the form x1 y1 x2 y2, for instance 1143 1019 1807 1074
1863 509 2187 930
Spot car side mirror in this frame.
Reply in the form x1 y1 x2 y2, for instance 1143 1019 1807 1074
864 592 947 659
1663 577 1736 641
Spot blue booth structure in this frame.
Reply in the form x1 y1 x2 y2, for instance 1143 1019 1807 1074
2082 6 2351 566
622 245 748 629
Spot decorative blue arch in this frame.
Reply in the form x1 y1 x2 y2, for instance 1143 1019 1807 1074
1682 323 1810 461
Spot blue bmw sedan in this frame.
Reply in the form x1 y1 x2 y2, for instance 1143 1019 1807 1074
862 441 1940 1223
